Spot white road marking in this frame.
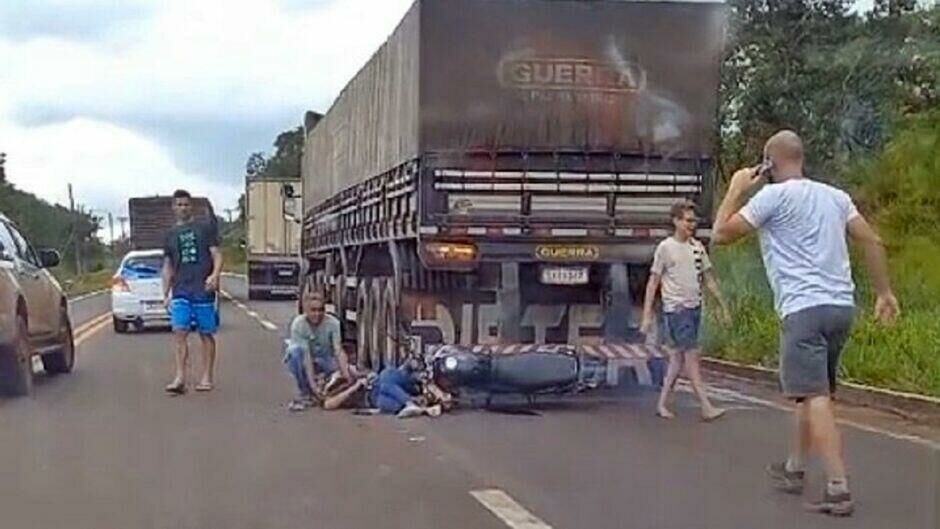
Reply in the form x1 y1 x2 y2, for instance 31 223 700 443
219 289 281 332
68 289 109 303
675 381 940 451
471 489 553 529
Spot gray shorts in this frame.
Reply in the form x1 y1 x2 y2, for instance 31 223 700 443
779 305 855 400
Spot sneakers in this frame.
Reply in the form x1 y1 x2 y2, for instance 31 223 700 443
767 463 854 517
288 395 318 412
805 491 854 517
396 402 425 419
765 462 805 494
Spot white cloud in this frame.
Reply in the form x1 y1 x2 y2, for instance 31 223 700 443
1 117 241 238
1 0 414 123
0 0 414 236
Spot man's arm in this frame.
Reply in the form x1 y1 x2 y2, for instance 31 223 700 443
640 272 661 336
162 257 175 310
847 215 900 325
332 327 352 380
322 378 366 410
703 269 731 324
206 246 223 292
712 167 765 245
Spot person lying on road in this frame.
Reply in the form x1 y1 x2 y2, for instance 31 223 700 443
323 360 448 419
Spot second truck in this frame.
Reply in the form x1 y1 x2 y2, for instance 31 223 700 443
299 0 726 371
246 177 303 299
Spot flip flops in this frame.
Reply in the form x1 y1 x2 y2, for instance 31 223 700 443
165 381 186 396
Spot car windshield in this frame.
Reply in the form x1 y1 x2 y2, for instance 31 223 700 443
122 256 163 277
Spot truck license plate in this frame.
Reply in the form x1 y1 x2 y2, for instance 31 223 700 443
278 270 295 277
540 266 588 285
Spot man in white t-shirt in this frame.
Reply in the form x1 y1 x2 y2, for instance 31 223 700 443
713 130 899 517
641 200 731 421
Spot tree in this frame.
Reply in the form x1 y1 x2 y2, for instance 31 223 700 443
719 1 939 180
263 126 304 179
245 152 268 179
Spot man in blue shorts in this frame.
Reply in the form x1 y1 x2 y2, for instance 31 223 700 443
162 189 223 395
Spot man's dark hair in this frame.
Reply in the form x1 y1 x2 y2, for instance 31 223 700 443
172 189 192 200
670 200 698 220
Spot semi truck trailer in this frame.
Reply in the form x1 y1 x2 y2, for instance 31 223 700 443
300 0 725 372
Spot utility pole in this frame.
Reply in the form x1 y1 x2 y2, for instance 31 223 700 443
117 216 128 241
68 183 82 274
108 212 115 262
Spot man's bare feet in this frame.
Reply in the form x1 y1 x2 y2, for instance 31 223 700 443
195 380 214 392
702 408 727 422
165 379 186 395
656 407 675 419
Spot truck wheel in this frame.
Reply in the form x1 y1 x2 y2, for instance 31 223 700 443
43 308 75 374
0 315 33 397
355 279 372 371
383 280 400 367
369 279 386 371
333 275 347 321
113 317 129 334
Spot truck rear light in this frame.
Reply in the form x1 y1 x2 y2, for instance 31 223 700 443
423 242 478 263
112 276 130 293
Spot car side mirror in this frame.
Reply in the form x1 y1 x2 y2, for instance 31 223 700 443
38 249 61 268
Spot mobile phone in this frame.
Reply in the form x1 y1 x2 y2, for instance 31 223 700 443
757 158 774 181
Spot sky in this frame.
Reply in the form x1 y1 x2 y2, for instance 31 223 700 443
0 0 885 239
0 0 413 237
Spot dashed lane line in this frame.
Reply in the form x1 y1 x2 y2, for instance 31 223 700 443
220 290 281 333
470 489 553 529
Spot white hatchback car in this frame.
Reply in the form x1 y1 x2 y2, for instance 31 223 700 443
111 250 168 333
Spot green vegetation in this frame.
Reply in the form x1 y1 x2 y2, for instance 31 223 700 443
52 268 114 298
705 110 940 396
0 180 110 274
705 2 940 396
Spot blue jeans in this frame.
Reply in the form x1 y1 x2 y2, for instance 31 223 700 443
283 344 338 398
371 367 419 414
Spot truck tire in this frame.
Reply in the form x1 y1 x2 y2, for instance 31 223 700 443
113 317 129 334
333 275 347 322
369 279 387 371
355 279 373 371
382 279 400 367
0 315 33 397
43 308 75 374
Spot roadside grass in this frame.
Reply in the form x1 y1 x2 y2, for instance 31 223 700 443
52 269 114 298
222 245 246 275
705 110 940 397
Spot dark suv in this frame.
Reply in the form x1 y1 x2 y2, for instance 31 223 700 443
0 214 75 396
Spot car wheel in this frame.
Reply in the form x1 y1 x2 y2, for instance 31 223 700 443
113 317 129 334
0 315 34 397
43 308 75 374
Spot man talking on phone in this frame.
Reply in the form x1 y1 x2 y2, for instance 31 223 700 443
712 130 899 516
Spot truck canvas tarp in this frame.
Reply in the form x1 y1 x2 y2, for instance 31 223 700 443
303 0 726 211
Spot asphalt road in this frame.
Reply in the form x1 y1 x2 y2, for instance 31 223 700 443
68 290 112 328
1 276 937 529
